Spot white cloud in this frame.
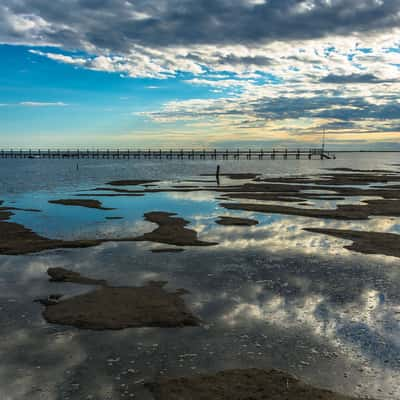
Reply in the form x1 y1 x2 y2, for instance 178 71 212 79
19 101 68 107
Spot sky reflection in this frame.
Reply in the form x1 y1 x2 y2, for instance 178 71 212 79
1 155 400 399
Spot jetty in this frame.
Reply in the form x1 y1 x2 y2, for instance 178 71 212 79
0 148 332 160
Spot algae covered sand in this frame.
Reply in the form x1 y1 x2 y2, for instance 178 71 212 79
0 206 212 255
38 269 200 330
148 368 373 400
107 179 158 186
305 228 400 258
221 199 400 220
47 267 107 285
134 211 217 247
216 216 259 226
49 199 114 210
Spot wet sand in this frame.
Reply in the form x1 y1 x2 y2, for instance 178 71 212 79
151 248 185 253
221 199 400 220
38 269 200 330
148 368 372 400
305 228 400 258
47 267 107 285
0 205 212 255
134 212 217 247
257 171 400 186
201 173 260 180
216 216 259 226
49 199 115 210
107 179 158 186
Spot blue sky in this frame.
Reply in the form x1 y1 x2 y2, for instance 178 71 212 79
0 45 224 147
0 1 400 149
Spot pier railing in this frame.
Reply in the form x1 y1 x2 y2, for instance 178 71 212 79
0 148 331 160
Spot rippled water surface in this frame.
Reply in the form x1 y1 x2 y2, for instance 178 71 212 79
1 153 400 399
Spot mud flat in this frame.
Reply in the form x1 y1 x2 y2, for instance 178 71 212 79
216 216 258 226
0 206 132 255
106 179 158 186
151 248 185 253
305 228 400 258
49 199 114 210
0 207 212 255
0 208 127 255
38 269 200 330
147 368 371 400
258 172 400 186
201 173 260 180
220 202 365 220
134 212 217 246
223 192 345 202
324 168 396 173
0 219 138 256
47 267 107 285
221 199 400 220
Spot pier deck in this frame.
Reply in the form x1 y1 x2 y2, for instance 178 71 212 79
0 148 332 160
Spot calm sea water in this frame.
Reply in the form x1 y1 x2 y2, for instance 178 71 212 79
0 153 400 400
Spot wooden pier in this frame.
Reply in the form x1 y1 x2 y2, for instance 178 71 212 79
0 148 332 160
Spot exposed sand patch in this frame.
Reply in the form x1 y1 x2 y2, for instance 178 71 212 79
147 368 371 400
38 269 200 330
92 187 145 194
0 220 129 255
216 216 258 226
107 180 158 186
258 172 400 186
134 212 217 247
0 207 212 255
305 228 400 258
221 199 400 220
49 199 114 210
201 173 260 180
223 192 345 202
151 248 185 253
47 267 107 285
324 168 396 173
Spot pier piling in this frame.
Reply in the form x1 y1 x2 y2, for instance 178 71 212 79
0 148 331 160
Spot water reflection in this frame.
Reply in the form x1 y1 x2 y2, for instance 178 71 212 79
1 241 400 399
1 154 400 399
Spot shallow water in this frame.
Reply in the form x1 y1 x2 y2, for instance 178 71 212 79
1 153 400 399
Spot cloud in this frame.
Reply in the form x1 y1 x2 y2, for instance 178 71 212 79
320 73 396 84
1 0 400 143
19 101 68 107
1 0 400 50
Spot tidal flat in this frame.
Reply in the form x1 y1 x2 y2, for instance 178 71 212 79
1 153 400 399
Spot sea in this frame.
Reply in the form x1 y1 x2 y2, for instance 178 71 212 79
0 152 399 399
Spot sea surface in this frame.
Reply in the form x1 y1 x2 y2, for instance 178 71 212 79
0 152 400 399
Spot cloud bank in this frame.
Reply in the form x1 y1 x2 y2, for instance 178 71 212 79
1 0 400 145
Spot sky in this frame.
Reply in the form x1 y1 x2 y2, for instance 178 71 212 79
0 0 399 149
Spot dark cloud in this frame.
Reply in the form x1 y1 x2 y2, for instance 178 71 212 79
319 121 357 130
0 0 399 51
151 94 400 127
250 96 366 120
320 73 396 84
217 54 274 67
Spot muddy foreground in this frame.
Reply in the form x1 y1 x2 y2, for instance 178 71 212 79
148 368 373 400
38 269 200 330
